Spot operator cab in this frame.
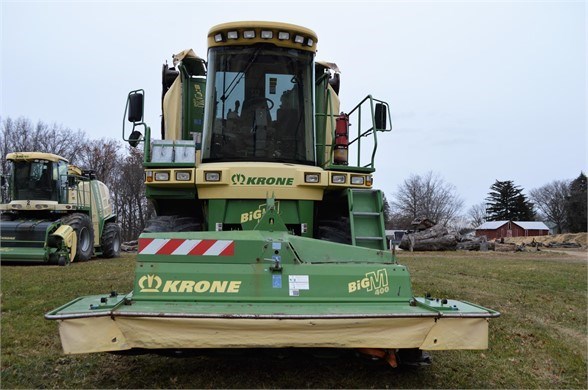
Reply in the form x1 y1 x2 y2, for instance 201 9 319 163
8 154 68 202
202 22 317 166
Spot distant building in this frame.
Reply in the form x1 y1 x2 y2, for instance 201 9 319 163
475 221 550 240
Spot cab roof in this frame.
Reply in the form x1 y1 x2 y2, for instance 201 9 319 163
208 21 318 53
6 152 69 163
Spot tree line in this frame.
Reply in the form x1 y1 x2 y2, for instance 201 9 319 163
1 116 586 239
388 171 587 234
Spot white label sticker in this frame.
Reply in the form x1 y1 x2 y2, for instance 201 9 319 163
288 275 309 295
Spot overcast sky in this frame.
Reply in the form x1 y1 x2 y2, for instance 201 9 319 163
1 1 586 210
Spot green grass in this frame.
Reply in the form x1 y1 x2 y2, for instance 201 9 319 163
1 250 586 388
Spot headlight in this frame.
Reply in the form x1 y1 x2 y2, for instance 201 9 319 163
331 174 346 184
145 170 153 182
205 171 221 182
351 175 365 185
305 173 320 183
154 172 170 181
176 171 191 181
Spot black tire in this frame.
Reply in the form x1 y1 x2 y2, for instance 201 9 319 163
60 213 94 262
57 255 69 266
101 222 121 258
0 213 15 221
144 215 202 233
316 217 352 244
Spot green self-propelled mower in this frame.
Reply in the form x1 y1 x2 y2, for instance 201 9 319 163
46 21 499 366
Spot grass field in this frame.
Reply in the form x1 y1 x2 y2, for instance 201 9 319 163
1 249 586 389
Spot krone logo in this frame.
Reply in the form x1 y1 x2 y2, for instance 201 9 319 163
231 173 246 185
138 274 163 292
230 173 294 186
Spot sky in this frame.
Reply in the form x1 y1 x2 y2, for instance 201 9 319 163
1 0 586 211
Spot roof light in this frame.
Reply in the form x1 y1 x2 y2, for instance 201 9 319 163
227 31 239 39
306 38 314 47
278 31 290 40
294 35 304 44
214 33 223 42
261 30 273 39
243 30 255 39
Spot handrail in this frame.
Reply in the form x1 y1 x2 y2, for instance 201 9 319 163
317 93 392 171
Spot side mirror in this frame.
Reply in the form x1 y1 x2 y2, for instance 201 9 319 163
128 130 143 148
328 73 340 95
128 92 144 123
375 103 387 130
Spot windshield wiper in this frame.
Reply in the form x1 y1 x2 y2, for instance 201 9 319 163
220 48 261 103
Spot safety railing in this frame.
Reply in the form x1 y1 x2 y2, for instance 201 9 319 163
318 89 392 172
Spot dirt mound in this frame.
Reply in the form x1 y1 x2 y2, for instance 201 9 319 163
505 233 587 248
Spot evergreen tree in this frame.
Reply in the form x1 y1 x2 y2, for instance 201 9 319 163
565 172 587 232
382 193 392 228
485 180 535 221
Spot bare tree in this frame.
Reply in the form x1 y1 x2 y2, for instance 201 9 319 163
0 117 87 166
529 180 570 233
467 202 488 228
111 147 153 241
77 138 122 187
390 171 464 227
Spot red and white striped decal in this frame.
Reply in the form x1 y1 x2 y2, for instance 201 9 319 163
138 238 235 256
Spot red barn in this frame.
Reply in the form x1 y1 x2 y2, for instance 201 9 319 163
475 221 549 240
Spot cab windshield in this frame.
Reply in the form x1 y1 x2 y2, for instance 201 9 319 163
12 160 57 201
202 45 315 165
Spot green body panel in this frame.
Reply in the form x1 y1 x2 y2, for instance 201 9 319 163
146 186 197 200
0 247 50 262
46 229 497 319
46 293 497 319
314 68 329 168
207 199 314 237
182 77 206 141
47 226 498 325
132 230 403 303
